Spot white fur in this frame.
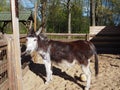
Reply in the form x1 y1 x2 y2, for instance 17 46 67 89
57 60 76 72
38 46 53 83
81 59 91 90
26 37 38 53
62 60 76 67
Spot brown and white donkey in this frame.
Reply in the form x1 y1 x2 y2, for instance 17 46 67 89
25 27 98 90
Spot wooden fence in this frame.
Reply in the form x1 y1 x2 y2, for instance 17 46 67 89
46 33 90 41
0 34 26 90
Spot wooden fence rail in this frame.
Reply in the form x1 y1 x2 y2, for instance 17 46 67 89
46 33 91 41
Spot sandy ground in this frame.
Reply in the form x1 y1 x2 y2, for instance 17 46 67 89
22 54 120 90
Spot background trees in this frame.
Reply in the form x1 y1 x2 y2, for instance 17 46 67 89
46 0 89 33
0 0 120 34
90 0 120 26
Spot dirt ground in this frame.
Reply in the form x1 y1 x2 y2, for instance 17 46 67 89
22 54 120 90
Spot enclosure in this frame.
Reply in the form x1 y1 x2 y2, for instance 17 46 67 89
0 0 120 90
0 26 120 90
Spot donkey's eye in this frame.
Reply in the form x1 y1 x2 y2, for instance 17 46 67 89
26 38 28 41
34 39 37 41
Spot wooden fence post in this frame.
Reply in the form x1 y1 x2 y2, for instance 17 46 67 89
34 2 37 32
5 35 16 90
86 34 90 41
10 0 23 90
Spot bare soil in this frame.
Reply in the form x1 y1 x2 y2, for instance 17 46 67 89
23 54 120 90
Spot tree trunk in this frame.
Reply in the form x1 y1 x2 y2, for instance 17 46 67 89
67 0 71 39
41 0 47 32
90 0 95 26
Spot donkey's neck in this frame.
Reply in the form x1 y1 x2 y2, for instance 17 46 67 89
37 36 50 52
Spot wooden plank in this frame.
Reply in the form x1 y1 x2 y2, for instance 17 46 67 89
6 36 16 90
10 0 23 90
20 34 26 43
48 38 86 41
46 33 87 36
0 46 7 51
90 26 106 34
0 60 7 74
90 26 120 35
93 41 120 44
0 40 7 47
34 2 37 32
22 66 29 76
91 37 120 42
0 79 9 90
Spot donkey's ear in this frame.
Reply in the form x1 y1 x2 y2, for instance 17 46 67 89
36 23 45 36
36 27 42 36
29 21 33 30
27 27 35 36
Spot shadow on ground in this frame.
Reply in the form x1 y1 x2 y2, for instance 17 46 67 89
21 54 85 89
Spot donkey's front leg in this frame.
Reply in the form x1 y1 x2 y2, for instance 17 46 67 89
43 59 52 84
43 53 52 84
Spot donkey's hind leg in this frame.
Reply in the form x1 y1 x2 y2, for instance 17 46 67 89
81 60 91 90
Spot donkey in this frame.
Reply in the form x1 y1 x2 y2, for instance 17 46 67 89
25 27 98 90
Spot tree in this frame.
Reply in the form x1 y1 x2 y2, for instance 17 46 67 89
90 0 95 26
0 0 10 11
67 0 71 38
47 0 68 33
40 0 47 32
46 0 89 33
91 0 120 26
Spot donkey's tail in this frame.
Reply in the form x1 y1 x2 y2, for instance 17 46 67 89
89 41 99 76
94 52 99 76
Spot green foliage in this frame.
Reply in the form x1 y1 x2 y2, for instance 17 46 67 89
71 2 82 33
0 1 10 11
47 0 68 33
47 0 89 33
1 22 27 34
95 0 120 26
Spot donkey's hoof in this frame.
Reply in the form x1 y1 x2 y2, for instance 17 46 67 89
84 87 89 90
45 81 49 84
80 73 87 82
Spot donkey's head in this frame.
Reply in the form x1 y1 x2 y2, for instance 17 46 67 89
25 27 42 54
